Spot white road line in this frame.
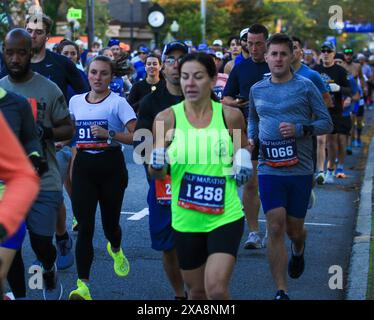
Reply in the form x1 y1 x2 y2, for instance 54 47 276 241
258 219 338 227
121 208 149 220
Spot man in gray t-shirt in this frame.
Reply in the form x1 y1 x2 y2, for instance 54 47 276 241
248 34 332 300
1 28 74 300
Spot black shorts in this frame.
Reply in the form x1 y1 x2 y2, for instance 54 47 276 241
173 217 244 270
251 142 259 161
331 115 352 135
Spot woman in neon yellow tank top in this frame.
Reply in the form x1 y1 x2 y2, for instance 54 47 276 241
148 53 252 300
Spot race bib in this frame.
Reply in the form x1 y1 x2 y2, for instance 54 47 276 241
178 173 225 214
261 138 299 167
155 175 172 206
75 119 108 149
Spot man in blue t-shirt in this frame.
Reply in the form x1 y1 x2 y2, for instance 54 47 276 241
223 24 270 251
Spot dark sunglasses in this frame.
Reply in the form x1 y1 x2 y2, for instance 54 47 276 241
321 49 333 54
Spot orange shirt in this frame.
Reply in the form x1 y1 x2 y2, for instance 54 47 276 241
0 111 39 238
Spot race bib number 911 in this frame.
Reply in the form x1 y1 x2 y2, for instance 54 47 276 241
178 173 225 214
76 119 108 149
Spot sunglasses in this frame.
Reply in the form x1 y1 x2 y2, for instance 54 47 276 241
321 49 334 54
164 56 184 65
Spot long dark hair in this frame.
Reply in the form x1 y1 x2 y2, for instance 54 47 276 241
178 52 220 102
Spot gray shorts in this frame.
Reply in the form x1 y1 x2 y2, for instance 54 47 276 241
56 146 72 183
26 191 63 237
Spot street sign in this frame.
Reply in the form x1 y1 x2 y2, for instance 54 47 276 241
67 8 82 20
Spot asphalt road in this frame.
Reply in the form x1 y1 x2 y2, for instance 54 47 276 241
11 110 373 300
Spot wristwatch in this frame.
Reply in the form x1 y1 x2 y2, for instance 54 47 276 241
107 130 116 144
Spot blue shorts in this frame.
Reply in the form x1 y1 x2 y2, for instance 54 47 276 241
258 175 313 219
0 222 26 250
147 180 175 251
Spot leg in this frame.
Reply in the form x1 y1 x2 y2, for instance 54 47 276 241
162 248 185 298
286 216 307 255
243 161 260 232
266 208 288 292
205 253 236 300
6 249 26 299
316 135 326 173
181 265 207 300
326 133 338 171
0 247 17 285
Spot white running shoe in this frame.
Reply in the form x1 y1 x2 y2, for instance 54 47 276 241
244 231 262 249
325 170 335 184
315 171 325 185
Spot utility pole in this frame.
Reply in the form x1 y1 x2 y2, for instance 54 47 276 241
87 0 95 50
129 0 134 50
201 0 206 44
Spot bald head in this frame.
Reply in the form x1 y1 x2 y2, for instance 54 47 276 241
5 28 32 50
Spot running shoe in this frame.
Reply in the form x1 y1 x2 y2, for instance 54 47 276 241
335 168 346 179
69 279 92 300
244 231 262 249
307 189 316 209
274 290 290 300
288 242 305 279
42 265 63 300
325 170 334 184
315 171 325 185
72 217 78 233
107 242 130 277
56 236 74 270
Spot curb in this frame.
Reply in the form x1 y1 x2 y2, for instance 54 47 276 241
346 136 374 300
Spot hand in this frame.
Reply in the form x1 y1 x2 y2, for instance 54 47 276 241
234 167 252 187
150 148 169 170
329 83 341 92
90 125 108 139
234 98 249 108
279 122 296 138
36 123 54 141
29 154 49 177
248 139 256 153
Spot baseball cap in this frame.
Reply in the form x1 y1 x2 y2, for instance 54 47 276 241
162 41 189 61
108 38 120 47
197 43 209 52
138 46 150 54
343 48 353 54
321 41 335 51
240 28 249 40
212 39 223 47
357 53 366 60
304 49 313 55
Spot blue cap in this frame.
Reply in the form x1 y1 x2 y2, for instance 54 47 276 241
108 38 120 47
138 46 150 54
197 43 209 52
321 41 335 51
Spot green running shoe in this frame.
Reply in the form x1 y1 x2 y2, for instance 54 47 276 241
69 279 92 300
107 242 130 277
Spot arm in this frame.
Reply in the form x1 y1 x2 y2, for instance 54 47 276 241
222 66 248 108
148 108 175 180
52 116 75 142
0 113 39 240
248 89 260 144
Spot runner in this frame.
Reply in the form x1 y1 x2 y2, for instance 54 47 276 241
0 28 74 300
222 23 270 249
223 36 241 75
0 99 40 300
68 55 136 300
149 52 251 299
127 54 165 113
248 33 333 299
314 41 352 183
0 86 47 299
133 41 188 300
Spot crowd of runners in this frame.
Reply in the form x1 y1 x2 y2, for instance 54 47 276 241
0 11 374 301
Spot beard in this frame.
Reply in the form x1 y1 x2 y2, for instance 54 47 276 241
6 60 31 81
